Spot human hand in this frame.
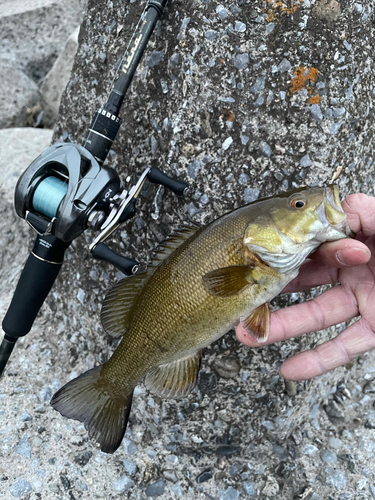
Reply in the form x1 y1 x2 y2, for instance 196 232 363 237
236 193 375 381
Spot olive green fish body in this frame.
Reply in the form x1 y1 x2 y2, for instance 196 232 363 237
51 185 352 453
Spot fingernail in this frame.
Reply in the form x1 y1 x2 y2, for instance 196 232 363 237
336 247 369 266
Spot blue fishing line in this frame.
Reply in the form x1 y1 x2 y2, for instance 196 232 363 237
32 176 68 219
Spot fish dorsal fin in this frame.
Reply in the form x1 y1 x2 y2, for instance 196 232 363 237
101 272 150 338
144 351 202 398
151 222 202 266
202 265 256 297
241 303 270 343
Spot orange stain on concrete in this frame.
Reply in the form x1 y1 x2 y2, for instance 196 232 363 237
290 67 319 93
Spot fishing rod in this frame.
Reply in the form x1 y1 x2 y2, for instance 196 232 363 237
0 0 189 379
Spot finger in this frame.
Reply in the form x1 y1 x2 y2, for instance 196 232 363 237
342 194 375 237
281 260 338 293
236 285 358 347
280 317 375 380
310 239 371 268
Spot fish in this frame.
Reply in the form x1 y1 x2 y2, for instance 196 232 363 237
51 185 352 453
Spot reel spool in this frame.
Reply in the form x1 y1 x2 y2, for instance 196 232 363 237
31 176 68 220
15 143 121 242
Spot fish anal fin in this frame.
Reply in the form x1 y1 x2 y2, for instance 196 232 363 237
145 352 202 398
152 223 203 266
202 265 255 297
50 366 133 454
241 303 270 343
101 272 149 338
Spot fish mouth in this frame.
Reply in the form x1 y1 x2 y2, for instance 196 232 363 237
316 185 354 241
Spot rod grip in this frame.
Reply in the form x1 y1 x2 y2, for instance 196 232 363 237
2 236 69 339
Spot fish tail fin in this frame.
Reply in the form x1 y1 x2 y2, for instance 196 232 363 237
50 366 133 454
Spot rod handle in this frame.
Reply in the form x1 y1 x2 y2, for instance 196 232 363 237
2 236 69 339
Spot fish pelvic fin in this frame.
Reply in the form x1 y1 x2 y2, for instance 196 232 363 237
101 272 150 338
50 366 133 454
241 303 270 343
202 265 256 297
145 351 202 398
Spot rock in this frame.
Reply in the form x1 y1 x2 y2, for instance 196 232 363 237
40 26 80 125
198 372 218 393
278 58 291 73
145 479 165 497
212 356 240 379
196 470 213 483
320 450 337 463
262 476 279 496
119 459 137 477
9 479 32 498
243 481 256 497
219 486 240 500
0 128 53 200
311 0 341 21
302 444 319 455
0 66 39 127
325 469 347 489
163 470 178 483
16 435 31 459
234 53 249 70
187 159 201 179
0 0 85 82
113 475 135 493
244 187 260 203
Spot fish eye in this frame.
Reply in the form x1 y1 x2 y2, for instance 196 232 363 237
290 198 306 209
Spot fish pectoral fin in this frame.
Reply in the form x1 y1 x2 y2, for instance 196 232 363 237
202 265 255 297
50 366 133 454
145 352 202 398
101 271 150 338
241 303 270 343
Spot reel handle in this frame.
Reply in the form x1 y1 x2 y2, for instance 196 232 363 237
147 167 190 197
0 235 70 378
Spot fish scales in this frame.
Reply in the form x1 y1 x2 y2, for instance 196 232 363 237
51 185 352 453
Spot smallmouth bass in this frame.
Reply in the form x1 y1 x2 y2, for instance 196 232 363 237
51 185 352 453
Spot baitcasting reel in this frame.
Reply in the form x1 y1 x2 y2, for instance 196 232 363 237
15 142 189 273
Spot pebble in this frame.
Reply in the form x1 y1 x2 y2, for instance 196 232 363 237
234 21 246 32
170 484 183 497
278 58 291 73
16 434 31 459
234 53 249 70
205 30 218 41
19 412 32 422
196 470 213 483
250 77 266 95
300 154 312 167
222 137 233 150
259 141 272 157
239 172 249 185
119 459 137 477
219 486 240 500
243 481 256 497
145 478 165 497
321 450 337 463
39 387 52 402
369 483 375 499
166 454 179 465
9 479 32 498
326 469 347 490
311 104 323 121
163 470 178 483
148 50 164 67
113 475 135 493
216 5 229 19
229 462 241 477
302 444 319 455
198 371 217 393
212 356 240 379
244 188 260 203
262 476 279 496
329 437 342 450
188 159 201 179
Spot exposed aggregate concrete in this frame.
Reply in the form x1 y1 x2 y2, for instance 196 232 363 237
1 1 375 499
